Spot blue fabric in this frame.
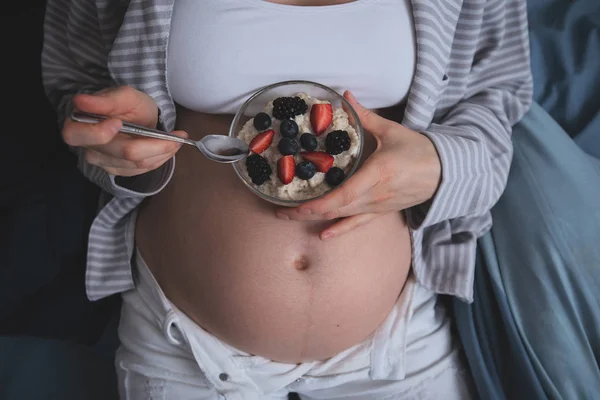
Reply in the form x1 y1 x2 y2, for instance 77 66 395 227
454 102 600 400
0 337 118 400
527 0 600 157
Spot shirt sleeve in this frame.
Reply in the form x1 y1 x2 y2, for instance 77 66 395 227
405 0 533 231
41 0 174 198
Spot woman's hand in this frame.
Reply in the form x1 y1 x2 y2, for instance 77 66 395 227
62 86 187 177
276 91 442 240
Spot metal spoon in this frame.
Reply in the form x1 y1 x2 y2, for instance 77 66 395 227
70 111 249 163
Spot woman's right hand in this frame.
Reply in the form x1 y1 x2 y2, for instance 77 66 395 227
63 86 187 177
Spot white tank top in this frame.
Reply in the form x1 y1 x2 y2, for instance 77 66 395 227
167 0 416 114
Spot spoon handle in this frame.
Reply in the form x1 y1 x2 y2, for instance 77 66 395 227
70 111 196 146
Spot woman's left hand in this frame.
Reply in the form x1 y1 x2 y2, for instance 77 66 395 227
275 91 442 240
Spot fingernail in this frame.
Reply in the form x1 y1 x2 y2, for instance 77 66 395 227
347 91 357 103
276 212 290 220
94 88 111 96
299 208 312 215
321 232 335 240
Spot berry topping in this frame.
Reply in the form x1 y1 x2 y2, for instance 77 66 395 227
277 137 300 156
325 130 351 155
300 133 318 151
253 112 272 131
273 96 309 120
249 129 274 154
277 155 295 185
310 103 333 136
296 161 316 180
280 119 299 138
300 151 334 173
325 167 345 187
246 154 272 185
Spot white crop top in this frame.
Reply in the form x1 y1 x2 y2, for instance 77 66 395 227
167 0 416 114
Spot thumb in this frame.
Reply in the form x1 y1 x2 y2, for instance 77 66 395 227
343 90 393 139
72 87 126 116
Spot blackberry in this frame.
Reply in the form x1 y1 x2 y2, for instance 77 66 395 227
300 133 318 151
325 130 351 155
272 96 308 120
245 154 272 185
325 167 345 187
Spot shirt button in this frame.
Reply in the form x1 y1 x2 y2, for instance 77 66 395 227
219 373 229 382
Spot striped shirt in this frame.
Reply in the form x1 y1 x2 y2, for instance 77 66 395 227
42 0 533 302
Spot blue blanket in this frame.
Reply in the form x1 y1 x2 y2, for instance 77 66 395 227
454 102 600 400
528 0 600 155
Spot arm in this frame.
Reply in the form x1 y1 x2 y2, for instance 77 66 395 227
406 0 533 231
277 0 533 242
41 0 176 198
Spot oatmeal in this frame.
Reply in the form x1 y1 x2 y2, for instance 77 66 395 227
237 93 360 201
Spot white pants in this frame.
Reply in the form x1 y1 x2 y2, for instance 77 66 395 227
115 250 474 399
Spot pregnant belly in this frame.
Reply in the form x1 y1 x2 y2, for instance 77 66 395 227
135 107 412 363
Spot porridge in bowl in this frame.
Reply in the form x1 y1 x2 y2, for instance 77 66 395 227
236 93 361 202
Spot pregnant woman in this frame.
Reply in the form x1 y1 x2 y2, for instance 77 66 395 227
42 0 532 398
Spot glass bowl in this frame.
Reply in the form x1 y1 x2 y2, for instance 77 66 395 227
228 80 364 207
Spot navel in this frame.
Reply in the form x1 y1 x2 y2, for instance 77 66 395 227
293 255 310 271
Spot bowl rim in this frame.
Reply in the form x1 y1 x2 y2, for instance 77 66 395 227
228 80 365 207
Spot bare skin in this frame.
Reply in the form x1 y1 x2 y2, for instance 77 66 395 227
136 102 412 363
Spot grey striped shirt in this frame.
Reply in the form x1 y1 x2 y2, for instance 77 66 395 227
42 0 533 302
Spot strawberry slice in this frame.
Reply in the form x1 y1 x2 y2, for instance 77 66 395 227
300 151 334 173
249 129 275 154
277 155 295 184
310 104 333 136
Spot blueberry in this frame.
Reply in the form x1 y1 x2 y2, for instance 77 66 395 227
277 137 300 155
280 119 299 138
253 112 271 131
325 167 345 187
300 133 318 151
296 161 316 180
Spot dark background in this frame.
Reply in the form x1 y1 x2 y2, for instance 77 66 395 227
0 1 119 344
